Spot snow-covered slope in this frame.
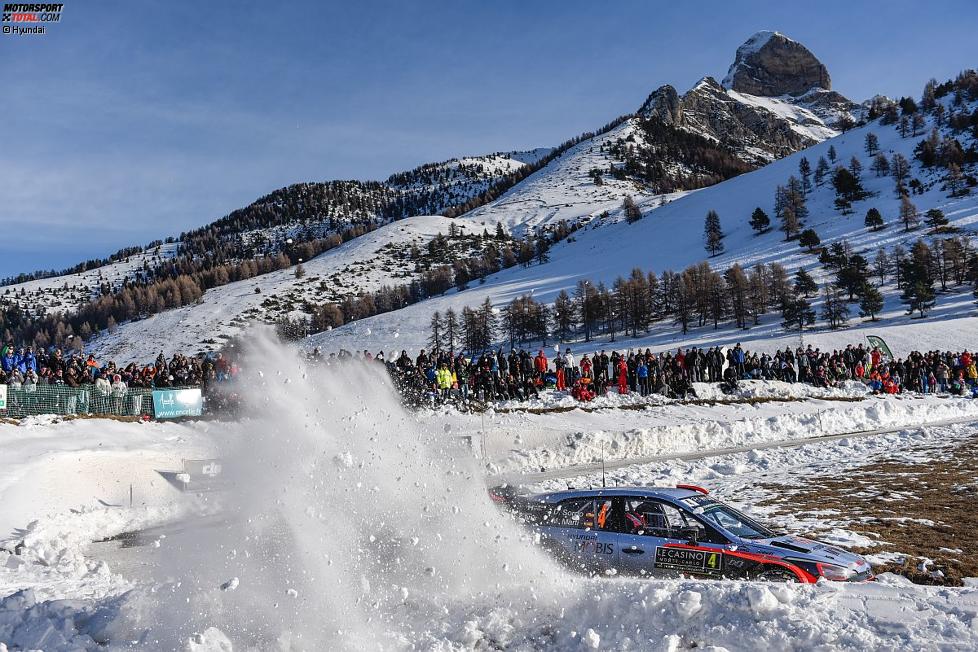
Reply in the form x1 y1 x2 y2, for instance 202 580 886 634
85 216 484 360
1 243 179 318
306 93 978 357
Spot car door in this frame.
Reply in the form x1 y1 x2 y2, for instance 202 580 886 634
616 497 727 578
615 497 675 576
652 501 729 578
540 497 619 574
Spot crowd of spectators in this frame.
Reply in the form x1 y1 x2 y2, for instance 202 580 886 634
0 344 238 395
337 342 978 406
2 340 975 415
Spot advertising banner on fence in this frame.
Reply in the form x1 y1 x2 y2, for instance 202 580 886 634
0 384 6 411
152 388 203 419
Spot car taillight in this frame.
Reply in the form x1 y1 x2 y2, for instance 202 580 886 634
817 562 857 581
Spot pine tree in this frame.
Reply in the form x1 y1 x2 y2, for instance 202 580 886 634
849 156 862 180
864 132 879 156
821 284 850 328
704 210 725 256
837 254 870 300
794 267 818 297
443 308 460 353
859 283 884 320
799 229 821 251
832 166 866 213
781 204 801 240
294 263 306 279
925 208 949 229
874 248 890 285
899 114 910 137
864 207 885 231
814 156 830 186
479 297 497 349
891 153 911 184
900 194 920 231
622 195 642 223
428 311 442 352
901 241 936 317
903 279 936 318
553 289 576 342
828 145 837 163
749 207 770 234
798 157 812 193
781 292 815 331
911 112 926 137
871 153 890 177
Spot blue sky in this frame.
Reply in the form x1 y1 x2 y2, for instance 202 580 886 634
2 0 976 278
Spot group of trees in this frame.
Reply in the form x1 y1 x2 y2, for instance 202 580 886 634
607 117 754 193
279 219 585 343
428 299 497 353
427 260 811 350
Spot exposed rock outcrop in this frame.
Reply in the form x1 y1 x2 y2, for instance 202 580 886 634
722 31 831 97
635 33 858 165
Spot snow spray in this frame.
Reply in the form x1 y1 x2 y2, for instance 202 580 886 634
138 332 560 649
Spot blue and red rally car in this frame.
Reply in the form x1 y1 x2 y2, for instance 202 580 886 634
494 484 874 583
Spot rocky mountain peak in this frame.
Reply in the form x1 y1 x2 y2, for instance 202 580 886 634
637 84 682 124
722 31 831 97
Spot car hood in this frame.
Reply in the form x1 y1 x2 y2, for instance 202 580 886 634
744 535 869 567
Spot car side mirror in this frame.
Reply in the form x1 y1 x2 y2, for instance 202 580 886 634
678 526 700 544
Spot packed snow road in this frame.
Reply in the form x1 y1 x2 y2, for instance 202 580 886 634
2 341 978 650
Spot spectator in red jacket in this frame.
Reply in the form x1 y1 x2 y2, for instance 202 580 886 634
534 350 548 375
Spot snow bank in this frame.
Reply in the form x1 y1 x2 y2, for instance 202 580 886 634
5 572 978 651
492 395 978 475
0 417 214 539
473 379 871 413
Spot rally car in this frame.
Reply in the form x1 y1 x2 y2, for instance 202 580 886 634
494 485 874 583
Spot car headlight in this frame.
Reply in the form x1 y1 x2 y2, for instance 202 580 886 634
817 562 857 581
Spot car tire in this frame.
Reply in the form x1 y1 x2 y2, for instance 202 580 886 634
757 567 798 583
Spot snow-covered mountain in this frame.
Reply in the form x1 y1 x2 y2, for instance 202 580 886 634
640 32 859 166
301 85 978 357
5 32 975 363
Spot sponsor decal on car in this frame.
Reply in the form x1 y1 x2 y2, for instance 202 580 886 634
654 546 723 573
568 533 614 554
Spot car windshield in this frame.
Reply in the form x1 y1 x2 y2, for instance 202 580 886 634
684 497 775 540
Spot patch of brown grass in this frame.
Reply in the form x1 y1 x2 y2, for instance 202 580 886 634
758 437 978 586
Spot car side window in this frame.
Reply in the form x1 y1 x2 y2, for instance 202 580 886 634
594 499 614 530
660 504 693 532
623 498 675 536
547 498 594 529
672 503 729 544
622 498 724 542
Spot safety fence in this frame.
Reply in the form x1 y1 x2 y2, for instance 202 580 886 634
0 384 203 419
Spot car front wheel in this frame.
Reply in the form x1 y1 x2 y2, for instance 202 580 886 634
757 567 798 583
